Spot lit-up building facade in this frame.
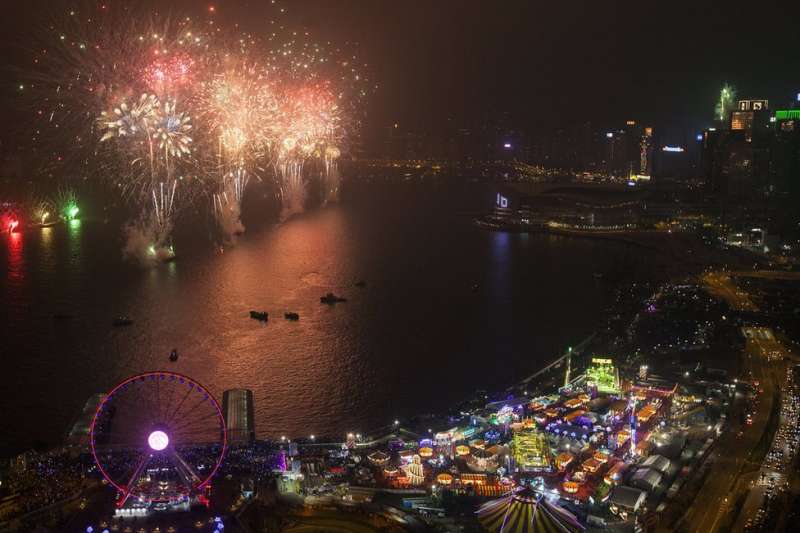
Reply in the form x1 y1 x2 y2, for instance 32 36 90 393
730 99 770 142
585 358 620 394
702 97 776 204
770 109 800 198
222 389 255 444
511 428 552 473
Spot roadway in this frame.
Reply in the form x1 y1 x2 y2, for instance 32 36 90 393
730 329 797 531
728 270 800 281
679 327 789 532
701 271 759 312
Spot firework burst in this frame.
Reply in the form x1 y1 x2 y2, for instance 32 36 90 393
154 100 192 160
21 1 371 260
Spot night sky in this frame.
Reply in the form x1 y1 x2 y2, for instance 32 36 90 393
2 0 800 148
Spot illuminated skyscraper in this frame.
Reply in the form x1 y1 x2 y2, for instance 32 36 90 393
770 109 800 196
640 127 654 177
730 99 770 142
715 84 736 127
222 389 255 443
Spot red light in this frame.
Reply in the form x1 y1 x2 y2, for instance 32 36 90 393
8 219 19 232
209 5 216 12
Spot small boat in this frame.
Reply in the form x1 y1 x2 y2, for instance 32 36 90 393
34 220 61 229
320 292 347 304
169 349 178 362
113 316 133 327
284 312 300 321
355 280 366 288
249 311 269 321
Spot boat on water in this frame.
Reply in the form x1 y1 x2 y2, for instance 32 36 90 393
113 316 133 327
249 310 269 321
32 220 61 229
320 292 347 304
169 349 179 362
284 312 300 321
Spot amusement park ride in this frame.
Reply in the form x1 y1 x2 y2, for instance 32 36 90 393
89 372 228 515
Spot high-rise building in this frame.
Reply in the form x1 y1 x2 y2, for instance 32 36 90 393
639 127 655 178
703 98 773 205
770 109 800 196
730 99 770 142
222 389 255 444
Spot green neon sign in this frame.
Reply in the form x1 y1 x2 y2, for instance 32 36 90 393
775 110 800 120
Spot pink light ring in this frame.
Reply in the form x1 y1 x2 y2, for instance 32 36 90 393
89 371 228 495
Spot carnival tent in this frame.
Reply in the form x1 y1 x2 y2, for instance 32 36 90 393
477 486 585 533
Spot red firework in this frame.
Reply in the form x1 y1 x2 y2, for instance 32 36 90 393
144 52 195 93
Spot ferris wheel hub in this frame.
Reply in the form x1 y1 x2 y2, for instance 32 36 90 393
148 430 170 451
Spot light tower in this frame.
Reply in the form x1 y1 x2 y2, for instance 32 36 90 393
564 346 573 388
629 395 638 457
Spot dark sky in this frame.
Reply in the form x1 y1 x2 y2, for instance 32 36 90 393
3 0 800 143
289 0 800 135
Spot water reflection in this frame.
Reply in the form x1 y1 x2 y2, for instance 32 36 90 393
65 219 82 272
5 232 24 284
40 226 53 247
489 231 511 295
1 185 633 456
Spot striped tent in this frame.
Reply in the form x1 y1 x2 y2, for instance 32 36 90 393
477 486 585 533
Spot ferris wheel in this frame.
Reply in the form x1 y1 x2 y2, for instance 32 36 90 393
89 371 227 508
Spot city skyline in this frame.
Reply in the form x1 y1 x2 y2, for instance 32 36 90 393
2 1 800 154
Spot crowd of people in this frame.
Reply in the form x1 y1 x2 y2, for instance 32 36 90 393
0 450 88 522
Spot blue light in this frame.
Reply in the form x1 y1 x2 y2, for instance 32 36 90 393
166 116 181 131
503 142 512 149
661 146 685 153
797 92 800 102
696 134 703 142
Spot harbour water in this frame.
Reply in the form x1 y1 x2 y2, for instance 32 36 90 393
0 182 655 457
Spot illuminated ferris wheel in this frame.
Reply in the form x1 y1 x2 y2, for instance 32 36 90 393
89 371 227 509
